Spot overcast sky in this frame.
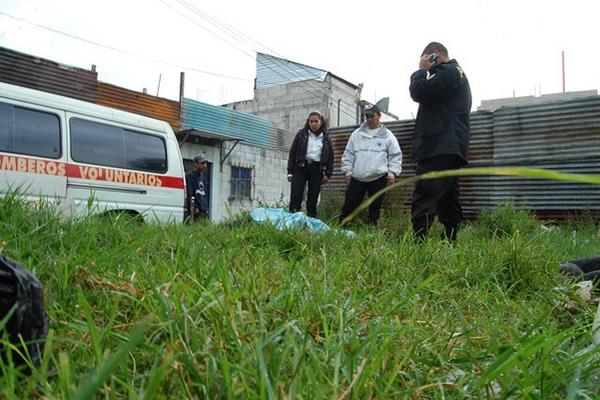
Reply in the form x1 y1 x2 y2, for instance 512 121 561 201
1 0 599 120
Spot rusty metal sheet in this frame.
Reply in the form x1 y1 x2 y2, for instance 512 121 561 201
269 126 296 153
324 99 600 220
0 46 97 103
493 97 600 164
97 82 180 131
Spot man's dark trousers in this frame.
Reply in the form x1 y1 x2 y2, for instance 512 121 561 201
340 175 387 225
289 162 322 217
412 155 463 241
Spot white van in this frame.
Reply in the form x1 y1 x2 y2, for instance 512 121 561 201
0 82 185 223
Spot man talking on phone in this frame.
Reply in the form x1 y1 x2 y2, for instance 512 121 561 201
409 42 471 242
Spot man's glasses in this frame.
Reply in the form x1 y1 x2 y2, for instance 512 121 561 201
365 114 376 119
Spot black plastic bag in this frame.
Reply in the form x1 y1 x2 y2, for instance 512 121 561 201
0 255 49 370
560 256 600 283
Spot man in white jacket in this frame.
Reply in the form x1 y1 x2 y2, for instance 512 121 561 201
339 104 402 225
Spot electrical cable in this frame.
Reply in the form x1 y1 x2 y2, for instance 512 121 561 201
0 10 252 82
167 0 361 122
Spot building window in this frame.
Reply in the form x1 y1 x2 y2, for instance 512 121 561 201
230 166 252 199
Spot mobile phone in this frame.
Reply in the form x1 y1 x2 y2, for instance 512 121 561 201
429 52 439 63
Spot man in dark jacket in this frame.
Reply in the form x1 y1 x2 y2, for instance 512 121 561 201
409 42 471 241
185 154 209 220
287 111 334 218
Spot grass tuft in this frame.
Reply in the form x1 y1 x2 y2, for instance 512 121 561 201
0 192 598 398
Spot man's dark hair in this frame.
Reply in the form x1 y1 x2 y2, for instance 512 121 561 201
303 111 327 133
422 42 448 58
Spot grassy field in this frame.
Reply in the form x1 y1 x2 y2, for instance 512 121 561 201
0 194 599 399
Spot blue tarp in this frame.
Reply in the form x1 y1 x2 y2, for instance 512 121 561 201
250 208 355 238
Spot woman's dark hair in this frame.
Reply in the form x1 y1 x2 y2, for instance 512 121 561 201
303 111 327 133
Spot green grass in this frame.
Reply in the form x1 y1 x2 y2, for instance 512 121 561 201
0 193 599 399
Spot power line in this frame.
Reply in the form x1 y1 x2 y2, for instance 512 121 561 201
184 0 360 119
161 0 337 119
1 6 361 125
174 0 351 100
0 10 252 82
165 0 360 122
159 0 255 58
0 9 296 138
173 1 361 119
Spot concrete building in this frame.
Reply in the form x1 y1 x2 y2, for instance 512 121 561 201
223 53 397 130
178 98 293 221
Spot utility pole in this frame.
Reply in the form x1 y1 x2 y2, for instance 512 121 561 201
179 72 185 104
562 51 566 93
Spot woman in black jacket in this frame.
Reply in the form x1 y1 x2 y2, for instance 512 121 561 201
287 111 334 218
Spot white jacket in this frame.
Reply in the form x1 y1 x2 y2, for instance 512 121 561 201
341 123 402 182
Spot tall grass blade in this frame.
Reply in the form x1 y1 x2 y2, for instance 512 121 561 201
72 322 149 400
140 349 174 400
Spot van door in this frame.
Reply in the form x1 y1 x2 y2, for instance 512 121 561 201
0 100 67 202
65 114 183 222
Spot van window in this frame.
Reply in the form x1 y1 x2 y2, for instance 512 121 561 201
0 101 61 159
70 118 167 173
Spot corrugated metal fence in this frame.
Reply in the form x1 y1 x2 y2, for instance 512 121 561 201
0 46 97 103
326 96 600 218
97 82 181 131
0 46 299 150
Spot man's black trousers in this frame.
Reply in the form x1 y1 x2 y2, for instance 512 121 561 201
339 175 387 225
289 162 322 218
411 155 463 240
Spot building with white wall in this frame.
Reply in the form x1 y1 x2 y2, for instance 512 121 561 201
179 97 293 221
224 53 366 130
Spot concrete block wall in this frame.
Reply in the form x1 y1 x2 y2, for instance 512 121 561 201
253 81 328 131
228 79 359 131
223 77 361 133
219 141 290 220
328 76 360 127
180 141 289 222
225 99 255 114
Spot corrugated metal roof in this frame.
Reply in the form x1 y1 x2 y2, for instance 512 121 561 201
326 97 600 219
0 46 97 103
181 98 272 148
97 82 180 131
179 128 244 142
268 126 295 153
256 53 327 88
